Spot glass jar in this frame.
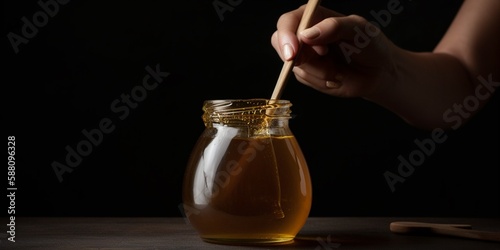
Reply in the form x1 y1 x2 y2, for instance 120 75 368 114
181 99 312 245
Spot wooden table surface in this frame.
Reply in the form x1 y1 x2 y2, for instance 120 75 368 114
2 217 499 249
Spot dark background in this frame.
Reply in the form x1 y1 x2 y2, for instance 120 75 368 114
4 0 499 218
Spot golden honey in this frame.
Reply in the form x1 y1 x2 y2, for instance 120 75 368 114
182 99 312 245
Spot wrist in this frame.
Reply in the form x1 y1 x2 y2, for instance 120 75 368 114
363 42 404 104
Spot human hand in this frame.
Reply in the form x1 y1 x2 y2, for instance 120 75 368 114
271 5 401 99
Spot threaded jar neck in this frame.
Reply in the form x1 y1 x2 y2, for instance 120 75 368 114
202 99 292 127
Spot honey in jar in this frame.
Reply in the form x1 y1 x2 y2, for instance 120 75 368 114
182 99 312 245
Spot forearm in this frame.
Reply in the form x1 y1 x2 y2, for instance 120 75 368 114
368 0 500 130
368 48 477 130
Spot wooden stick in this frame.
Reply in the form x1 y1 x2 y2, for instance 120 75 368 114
271 0 322 100
390 221 500 242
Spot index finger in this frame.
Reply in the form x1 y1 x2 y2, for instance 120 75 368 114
276 5 307 60
276 5 345 60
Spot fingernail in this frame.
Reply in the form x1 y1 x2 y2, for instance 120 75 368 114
301 27 320 39
283 43 293 60
326 80 342 89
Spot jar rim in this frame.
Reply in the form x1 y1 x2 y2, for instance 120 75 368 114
202 99 292 126
203 99 291 111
